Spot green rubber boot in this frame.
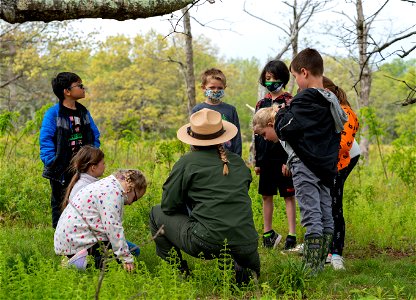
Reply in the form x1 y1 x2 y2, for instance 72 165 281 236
320 232 333 270
303 235 324 275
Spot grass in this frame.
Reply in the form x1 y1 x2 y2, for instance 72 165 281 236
0 139 415 299
1 224 415 299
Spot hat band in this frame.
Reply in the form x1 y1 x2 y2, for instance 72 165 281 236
187 126 225 140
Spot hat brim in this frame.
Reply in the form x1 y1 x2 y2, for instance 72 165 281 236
177 120 238 146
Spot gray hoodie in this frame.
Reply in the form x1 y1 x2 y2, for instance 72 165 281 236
316 88 348 133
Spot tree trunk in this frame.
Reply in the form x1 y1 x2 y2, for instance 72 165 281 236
289 0 299 95
1 0 194 23
181 7 196 116
356 0 371 160
6 42 17 111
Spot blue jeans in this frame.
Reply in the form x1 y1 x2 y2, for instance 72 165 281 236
127 241 140 256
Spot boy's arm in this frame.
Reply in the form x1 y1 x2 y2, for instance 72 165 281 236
275 107 302 141
276 101 318 141
231 108 242 156
87 111 100 148
39 108 57 166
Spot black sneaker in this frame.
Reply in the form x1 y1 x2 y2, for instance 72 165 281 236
284 235 297 250
263 230 282 249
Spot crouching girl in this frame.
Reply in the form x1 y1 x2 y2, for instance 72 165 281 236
54 169 147 271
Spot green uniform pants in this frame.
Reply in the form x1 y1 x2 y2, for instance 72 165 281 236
149 205 260 276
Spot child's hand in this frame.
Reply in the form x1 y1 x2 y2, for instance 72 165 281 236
254 167 261 175
124 262 135 272
273 102 286 113
282 164 291 177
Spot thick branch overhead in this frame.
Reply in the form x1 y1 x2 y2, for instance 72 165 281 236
1 0 196 23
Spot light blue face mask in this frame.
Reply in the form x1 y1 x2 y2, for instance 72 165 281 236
205 89 225 103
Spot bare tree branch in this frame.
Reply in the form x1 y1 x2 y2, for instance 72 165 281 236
384 75 416 106
397 44 416 58
1 0 198 23
0 73 22 88
243 0 290 36
372 30 416 54
366 0 389 28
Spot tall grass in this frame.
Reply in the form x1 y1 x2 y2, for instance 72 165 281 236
0 137 415 299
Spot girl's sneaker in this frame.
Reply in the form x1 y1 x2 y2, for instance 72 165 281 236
285 243 304 255
331 254 345 270
68 248 88 270
326 253 332 264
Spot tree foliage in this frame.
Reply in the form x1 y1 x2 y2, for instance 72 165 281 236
1 19 415 148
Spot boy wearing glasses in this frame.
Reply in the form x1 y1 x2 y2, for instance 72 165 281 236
40 72 100 228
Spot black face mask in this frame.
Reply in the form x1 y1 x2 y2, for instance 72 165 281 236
264 81 284 92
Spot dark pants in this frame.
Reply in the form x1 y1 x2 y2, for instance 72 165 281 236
330 155 360 255
149 205 260 276
50 179 69 228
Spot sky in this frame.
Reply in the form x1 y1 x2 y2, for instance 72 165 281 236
75 0 416 65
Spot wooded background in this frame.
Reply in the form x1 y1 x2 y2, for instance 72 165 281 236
0 0 415 160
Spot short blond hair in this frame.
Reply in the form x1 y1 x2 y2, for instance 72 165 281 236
252 107 276 132
201 68 226 87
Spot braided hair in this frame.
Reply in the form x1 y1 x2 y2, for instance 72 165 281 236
191 145 230 176
114 169 147 194
217 144 230 176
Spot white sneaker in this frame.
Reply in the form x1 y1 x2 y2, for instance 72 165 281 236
326 254 332 264
286 243 304 255
331 254 345 270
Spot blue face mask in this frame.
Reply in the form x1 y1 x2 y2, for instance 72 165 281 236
205 89 225 103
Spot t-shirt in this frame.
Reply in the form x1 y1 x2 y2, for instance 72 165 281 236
61 106 84 154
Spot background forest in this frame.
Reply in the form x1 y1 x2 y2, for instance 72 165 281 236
1 20 415 146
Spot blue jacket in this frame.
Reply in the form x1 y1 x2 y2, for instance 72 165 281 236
40 102 100 183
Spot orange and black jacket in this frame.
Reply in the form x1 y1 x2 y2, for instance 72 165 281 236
337 105 359 171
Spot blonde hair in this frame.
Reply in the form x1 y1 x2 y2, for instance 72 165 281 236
114 169 147 193
252 107 277 131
